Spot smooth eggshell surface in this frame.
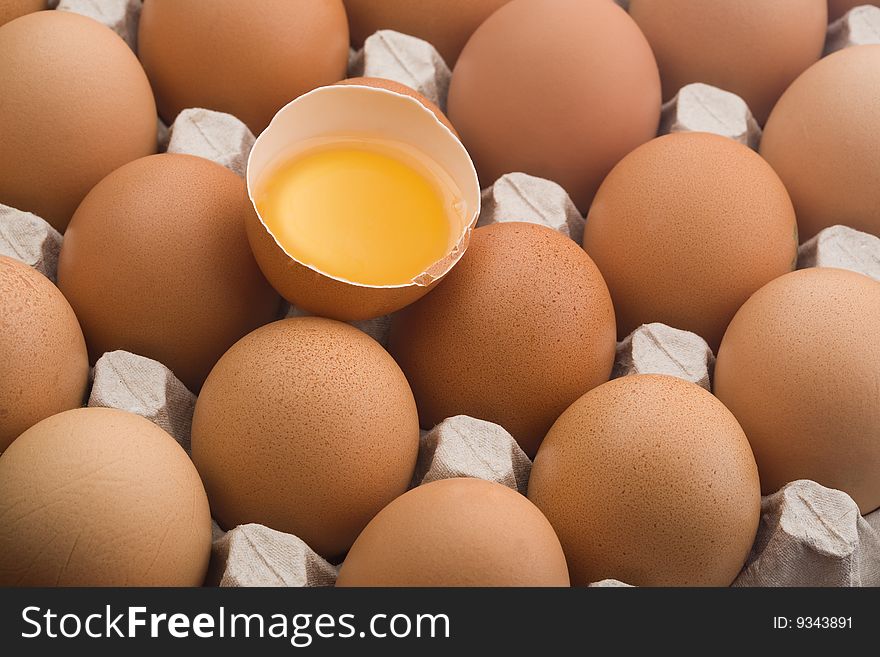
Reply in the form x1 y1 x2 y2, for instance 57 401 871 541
0 256 89 453
57 153 280 392
0 407 212 586
714 268 880 514
447 0 660 211
528 375 761 587
0 10 157 231
343 0 511 65
389 222 616 458
760 45 880 241
628 0 827 125
583 132 798 350
0 0 45 27
138 0 350 134
336 478 570 587
191 317 420 560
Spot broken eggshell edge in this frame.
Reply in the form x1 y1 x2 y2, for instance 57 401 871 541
245 84 481 321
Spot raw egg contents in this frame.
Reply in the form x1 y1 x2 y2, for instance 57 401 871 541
255 140 461 286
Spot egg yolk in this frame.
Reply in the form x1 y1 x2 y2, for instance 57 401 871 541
255 142 458 286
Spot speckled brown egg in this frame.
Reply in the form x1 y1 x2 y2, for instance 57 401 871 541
388 222 616 458
191 317 420 560
829 0 879 20
760 45 880 241
447 0 660 211
0 407 212 586
628 0 826 125
528 375 761 587
138 0 349 134
0 10 156 231
336 478 570 587
338 77 458 136
715 268 880 514
57 153 280 392
343 0 511 65
0 256 88 453
0 0 45 27
582 132 797 350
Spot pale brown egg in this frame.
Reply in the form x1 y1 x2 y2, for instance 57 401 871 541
628 0 827 125
0 0 45 27
138 0 349 134
336 478 570 587
0 10 156 231
829 0 879 20
338 77 458 136
583 132 798 350
447 0 660 211
191 317 420 560
343 0 511 65
0 256 88 453
715 268 880 514
760 45 880 241
0 407 212 586
528 375 761 587
57 154 280 392
388 222 616 458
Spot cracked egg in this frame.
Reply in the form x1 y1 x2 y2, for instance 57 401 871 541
246 84 480 321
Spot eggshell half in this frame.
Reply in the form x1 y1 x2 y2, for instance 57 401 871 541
246 84 480 321
0 407 212 586
388 222 616 458
629 0 827 124
57 153 280 392
447 0 660 210
191 317 420 560
715 268 880 514
336 478 570 587
528 375 761 587
760 45 880 241
583 132 798 350
0 10 156 231
0 256 88 452
138 0 349 134
338 77 458 136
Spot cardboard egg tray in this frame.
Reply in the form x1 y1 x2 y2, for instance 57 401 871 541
2 0 880 587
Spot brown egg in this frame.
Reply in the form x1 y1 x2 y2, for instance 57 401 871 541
388 222 616 458
528 375 761 587
57 154 280 392
582 132 797 350
0 0 45 27
337 478 570 586
191 317 420 560
0 257 88 453
760 45 880 241
0 11 156 231
138 0 349 134
829 0 879 20
447 0 660 211
0 407 212 586
338 77 458 136
629 0 826 125
715 268 880 514
343 0 511 65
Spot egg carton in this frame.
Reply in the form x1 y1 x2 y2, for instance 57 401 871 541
825 4 880 55
5 2 880 588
